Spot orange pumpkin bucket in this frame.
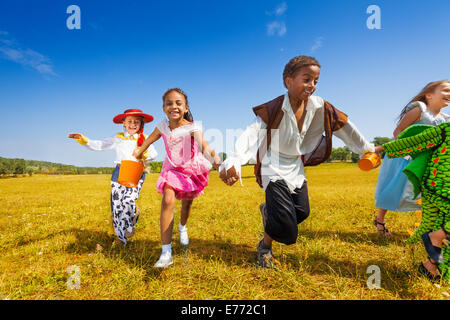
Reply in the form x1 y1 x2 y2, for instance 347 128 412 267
118 160 144 188
358 152 381 171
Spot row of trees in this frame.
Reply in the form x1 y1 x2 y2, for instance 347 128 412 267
0 157 169 176
1 137 392 176
327 137 393 163
0 157 117 176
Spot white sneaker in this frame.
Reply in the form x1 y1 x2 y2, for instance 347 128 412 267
179 226 189 246
154 252 173 268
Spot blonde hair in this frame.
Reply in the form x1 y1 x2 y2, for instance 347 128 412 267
397 80 450 124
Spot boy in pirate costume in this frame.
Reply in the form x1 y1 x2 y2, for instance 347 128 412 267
219 56 383 267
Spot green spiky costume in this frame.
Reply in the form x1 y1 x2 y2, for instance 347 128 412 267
383 123 450 281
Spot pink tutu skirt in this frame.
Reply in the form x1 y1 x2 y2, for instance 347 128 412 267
156 158 211 200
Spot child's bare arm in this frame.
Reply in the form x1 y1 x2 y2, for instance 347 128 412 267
133 127 161 159
393 107 421 139
193 131 222 170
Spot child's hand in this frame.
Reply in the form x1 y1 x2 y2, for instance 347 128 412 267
219 166 239 186
374 145 384 154
68 133 82 139
68 133 88 145
133 147 143 160
213 163 220 171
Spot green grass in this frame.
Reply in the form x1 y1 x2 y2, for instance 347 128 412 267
0 163 449 300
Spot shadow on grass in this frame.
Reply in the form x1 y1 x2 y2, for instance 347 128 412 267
8 227 424 296
181 237 256 265
106 237 257 280
46 229 257 279
281 249 418 299
297 228 410 247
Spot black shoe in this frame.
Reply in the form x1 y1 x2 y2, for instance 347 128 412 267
257 239 275 268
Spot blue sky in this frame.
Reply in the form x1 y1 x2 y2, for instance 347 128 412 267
0 0 449 166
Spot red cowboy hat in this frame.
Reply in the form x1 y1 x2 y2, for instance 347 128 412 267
113 109 154 124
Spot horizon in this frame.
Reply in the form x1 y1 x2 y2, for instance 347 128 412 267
1 0 449 167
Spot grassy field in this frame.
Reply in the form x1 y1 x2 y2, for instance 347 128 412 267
0 163 449 300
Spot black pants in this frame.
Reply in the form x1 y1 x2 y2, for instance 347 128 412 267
265 179 310 245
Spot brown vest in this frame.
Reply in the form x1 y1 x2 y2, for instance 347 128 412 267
252 95 348 188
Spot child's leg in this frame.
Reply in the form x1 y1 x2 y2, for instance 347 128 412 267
263 232 273 247
111 181 128 243
292 181 310 225
257 179 302 267
421 228 446 278
261 181 309 250
264 179 307 246
376 208 387 223
122 176 145 239
374 208 391 236
179 199 193 246
161 184 176 245
180 199 193 226
110 175 145 243
418 198 447 278
154 184 176 268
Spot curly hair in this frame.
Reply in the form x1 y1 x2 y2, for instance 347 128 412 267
162 88 194 122
282 56 321 88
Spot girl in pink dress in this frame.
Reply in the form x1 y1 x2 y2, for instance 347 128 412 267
134 88 222 268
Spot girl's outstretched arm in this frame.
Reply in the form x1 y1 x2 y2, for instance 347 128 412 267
68 133 88 145
68 133 116 150
193 131 222 171
393 106 421 139
133 127 161 159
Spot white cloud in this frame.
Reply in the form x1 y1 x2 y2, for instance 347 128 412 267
267 21 287 37
266 3 287 37
274 2 287 16
310 37 324 53
266 2 287 16
0 31 57 76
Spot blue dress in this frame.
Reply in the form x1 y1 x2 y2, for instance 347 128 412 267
374 102 450 211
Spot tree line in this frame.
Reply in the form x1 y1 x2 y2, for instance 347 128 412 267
0 138 391 176
0 157 122 176
326 137 392 163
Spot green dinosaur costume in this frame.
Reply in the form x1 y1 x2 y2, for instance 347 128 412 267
383 122 450 281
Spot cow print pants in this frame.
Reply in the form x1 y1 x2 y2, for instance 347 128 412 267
110 165 146 244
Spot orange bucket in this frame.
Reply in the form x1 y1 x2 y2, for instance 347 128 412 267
358 152 381 171
118 160 144 187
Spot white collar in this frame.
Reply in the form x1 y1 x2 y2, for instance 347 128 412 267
123 131 139 139
282 93 321 114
